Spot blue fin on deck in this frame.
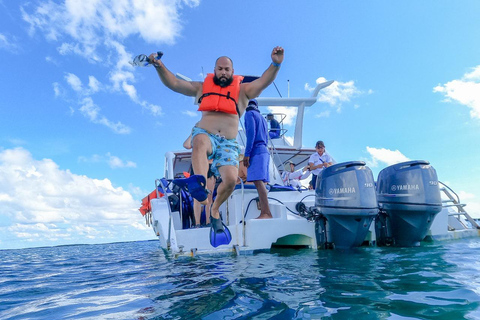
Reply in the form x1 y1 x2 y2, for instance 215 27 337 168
210 216 232 247
172 174 208 203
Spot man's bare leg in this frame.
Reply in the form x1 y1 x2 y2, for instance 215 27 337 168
253 180 272 219
191 134 212 205
210 165 237 219
193 200 201 226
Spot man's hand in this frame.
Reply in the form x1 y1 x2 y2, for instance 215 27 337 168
243 156 250 168
271 46 284 65
148 52 163 68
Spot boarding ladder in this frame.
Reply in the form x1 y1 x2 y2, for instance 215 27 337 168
439 181 480 230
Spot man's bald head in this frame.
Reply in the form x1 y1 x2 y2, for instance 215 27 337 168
213 56 234 88
215 56 233 67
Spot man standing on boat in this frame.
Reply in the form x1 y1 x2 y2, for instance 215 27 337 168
148 47 284 226
307 140 333 189
244 99 272 219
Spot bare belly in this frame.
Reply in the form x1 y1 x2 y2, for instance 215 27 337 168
197 111 239 139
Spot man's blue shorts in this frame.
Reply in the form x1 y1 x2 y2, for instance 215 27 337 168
191 126 240 177
247 152 270 183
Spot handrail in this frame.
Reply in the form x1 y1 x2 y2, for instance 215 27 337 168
438 180 480 229
439 181 460 204
236 177 246 247
156 179 173 250
267 132 284 179
262 112 288 139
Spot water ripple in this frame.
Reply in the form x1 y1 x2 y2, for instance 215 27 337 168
1 239 480 319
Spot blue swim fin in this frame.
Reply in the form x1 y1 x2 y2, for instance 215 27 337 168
172 174 208 203
210 216 232 247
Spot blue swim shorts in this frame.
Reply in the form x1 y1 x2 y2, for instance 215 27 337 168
191 126 240 177
247 152 270 183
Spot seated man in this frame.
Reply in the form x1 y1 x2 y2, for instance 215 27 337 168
267 113 281 139
281 161 311 189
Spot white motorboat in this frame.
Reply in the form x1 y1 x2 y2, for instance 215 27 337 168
139 80 480 257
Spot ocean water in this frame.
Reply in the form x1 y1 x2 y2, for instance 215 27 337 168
1 239 480 320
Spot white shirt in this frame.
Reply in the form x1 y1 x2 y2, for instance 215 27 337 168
308 152 333 175
282 169 312 188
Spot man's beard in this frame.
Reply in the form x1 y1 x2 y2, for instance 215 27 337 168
213 74 233 88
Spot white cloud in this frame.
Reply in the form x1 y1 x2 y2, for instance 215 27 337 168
434 65 480 119
141 101 163 116
465 201 480 219
79 153 136 169
65 72 102 95
315 110 331 118
267 106 297 126
53 82 61 97
45 56 60 66
21 0 187 121
6 137 27 146
182 110 198 117
79 97 99 120
79 97 131 134
0 32 20 52
284 135 294 146
21 0 197 57
464 66 480 81
457 190 476 201
450 191 480 218
107 153 137 169
364 146 410 168
65 72 83 92
0 148 149 248
63 69 162 125
78 154 103 163
305 77 365 116
88 76 101 93
110 65 135 93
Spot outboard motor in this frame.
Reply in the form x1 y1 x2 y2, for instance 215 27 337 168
376 160 442 247
315 161 378 249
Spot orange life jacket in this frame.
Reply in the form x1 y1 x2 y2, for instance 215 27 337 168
198 74 244 115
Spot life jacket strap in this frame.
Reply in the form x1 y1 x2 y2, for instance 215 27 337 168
197 92 239 115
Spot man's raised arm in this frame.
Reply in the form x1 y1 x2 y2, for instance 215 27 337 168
148 52 201 97
243 46 284 100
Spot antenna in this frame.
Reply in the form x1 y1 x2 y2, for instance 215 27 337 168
272 81 282 97
287 80 290 98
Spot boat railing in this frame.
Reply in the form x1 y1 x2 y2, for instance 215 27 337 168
267 133 285 180
439 181 480 230
156 178 174 249
262 112 288 139
235 176 246 247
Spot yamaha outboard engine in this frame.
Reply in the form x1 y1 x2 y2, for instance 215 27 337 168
315 161 378 249
376 160 442 247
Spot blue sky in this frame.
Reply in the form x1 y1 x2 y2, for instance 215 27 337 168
1 0 480 249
